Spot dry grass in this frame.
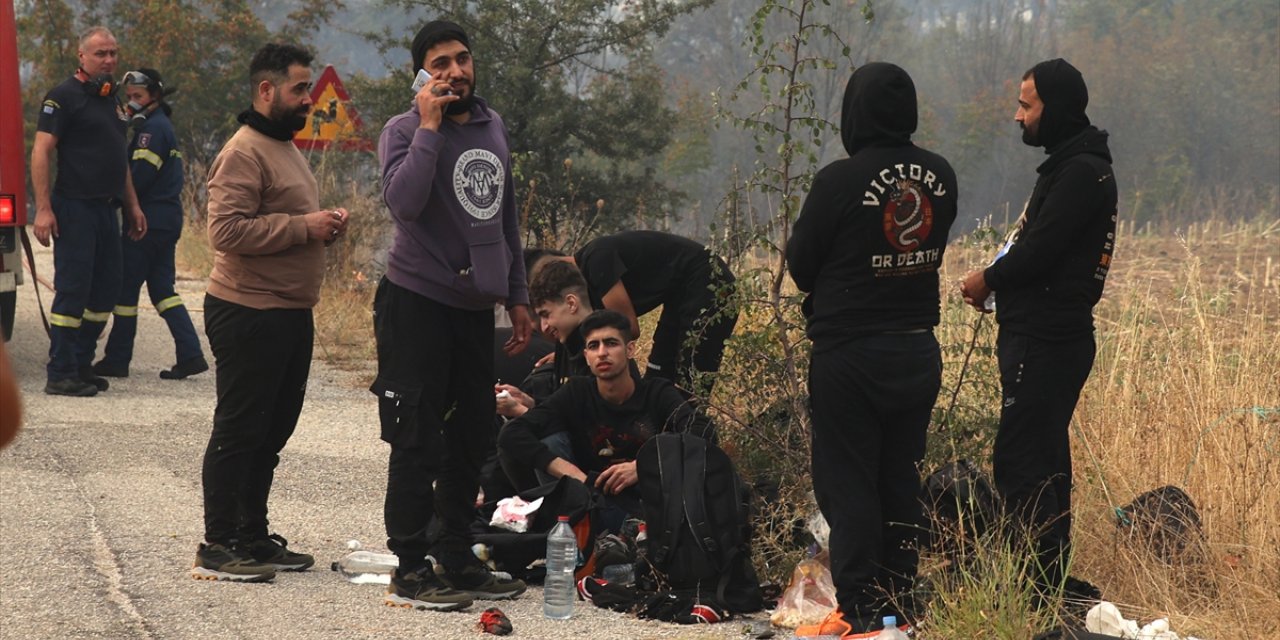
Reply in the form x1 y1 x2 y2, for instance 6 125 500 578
1067 219 1279 639
928 218 1280 639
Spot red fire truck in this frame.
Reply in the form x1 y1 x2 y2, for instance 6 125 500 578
1 1 28 341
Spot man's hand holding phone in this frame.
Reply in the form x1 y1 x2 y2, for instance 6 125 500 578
412 69 458 131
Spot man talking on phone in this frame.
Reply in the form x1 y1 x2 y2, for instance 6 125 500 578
374 20 532 611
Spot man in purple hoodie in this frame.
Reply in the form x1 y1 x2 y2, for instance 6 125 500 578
374 20 532 611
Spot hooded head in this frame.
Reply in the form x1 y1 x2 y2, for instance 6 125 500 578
841 62 918 155
1018 58 1090 150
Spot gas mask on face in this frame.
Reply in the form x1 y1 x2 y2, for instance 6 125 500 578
126 100 157 125
122 70 165 124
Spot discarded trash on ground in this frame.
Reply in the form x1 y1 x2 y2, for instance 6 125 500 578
1086 601 1204 640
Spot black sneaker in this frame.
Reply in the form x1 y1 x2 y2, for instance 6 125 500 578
385 564 474 611
593 532 636 573
92 360 130 378
44 377 98 397
191 542 276 582
78 366 109 391
160 355 209 380
245 533 314 571
436 556 527 600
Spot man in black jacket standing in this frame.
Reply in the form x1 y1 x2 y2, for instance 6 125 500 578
788 63 956 638
961 58 1117 596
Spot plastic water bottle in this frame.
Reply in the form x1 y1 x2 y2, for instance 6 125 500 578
544 515 577 620
332 550 399 585
874 615 910 639
600 562 634 585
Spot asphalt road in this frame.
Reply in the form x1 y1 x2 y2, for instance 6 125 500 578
0 241 756 640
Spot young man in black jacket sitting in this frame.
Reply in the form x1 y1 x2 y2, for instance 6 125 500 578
496 309 710 529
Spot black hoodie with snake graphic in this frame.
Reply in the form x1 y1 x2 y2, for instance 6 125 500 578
787 62 958 350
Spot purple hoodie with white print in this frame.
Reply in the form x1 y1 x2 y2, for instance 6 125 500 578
378 96 528 310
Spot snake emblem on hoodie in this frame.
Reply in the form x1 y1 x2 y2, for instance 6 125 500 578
883 177 934 251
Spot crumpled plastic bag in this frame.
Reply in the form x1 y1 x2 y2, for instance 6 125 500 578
769 550 837 629
488 496 544 533
806 500 831 550
1085 601 1204 640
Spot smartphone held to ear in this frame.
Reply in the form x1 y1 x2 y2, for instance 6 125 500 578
411 69 431 93
411 69 452 96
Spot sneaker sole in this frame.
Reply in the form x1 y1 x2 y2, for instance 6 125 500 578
265 559 314 572
384 593 472 611
459 585 527 600
44 386 97 397
191 565 276 583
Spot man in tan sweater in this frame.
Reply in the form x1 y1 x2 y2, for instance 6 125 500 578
192 43 349 583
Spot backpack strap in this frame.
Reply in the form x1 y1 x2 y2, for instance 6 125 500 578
680 434 720 561
652 434 687 566
714 544 739 606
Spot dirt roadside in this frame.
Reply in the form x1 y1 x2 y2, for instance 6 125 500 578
0 240 765 640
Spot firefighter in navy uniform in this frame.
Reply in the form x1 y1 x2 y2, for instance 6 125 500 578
31 26 147 397
93 68 208 380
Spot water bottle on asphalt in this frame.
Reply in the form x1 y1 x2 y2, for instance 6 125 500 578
544 515 577 620
874 615 910 639
333 550 399 584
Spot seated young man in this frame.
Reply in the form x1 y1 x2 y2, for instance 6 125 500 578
496 309 711 526
494 259 594 419
526 231 738 396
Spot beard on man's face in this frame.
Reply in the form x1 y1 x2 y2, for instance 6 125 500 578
270 98 310 132
444 75 476 116
1020 121 1040 147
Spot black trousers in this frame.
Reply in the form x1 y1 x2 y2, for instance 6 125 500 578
647 256 737 396
373 278 495 571
992 330 1095 590
808 332 941 620
201 294 313 545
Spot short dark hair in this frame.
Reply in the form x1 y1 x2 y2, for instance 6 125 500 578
249 43 313 88
530 260 588 308
579 310 632 344
524 247 567 283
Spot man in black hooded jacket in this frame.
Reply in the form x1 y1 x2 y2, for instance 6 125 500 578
788 63 956 637
961 59 1117 595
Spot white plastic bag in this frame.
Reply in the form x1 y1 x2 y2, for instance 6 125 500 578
1085 602 1203 640
488 495 544 533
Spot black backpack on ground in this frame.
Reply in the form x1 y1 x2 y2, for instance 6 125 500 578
635 432 764 614
1116 485 1204 564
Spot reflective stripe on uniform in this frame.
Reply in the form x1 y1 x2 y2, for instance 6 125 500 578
155 295 184 313
132 148 163 169
113 305 139 317
171 149 182 159
50 313 82 328
82 309 112 323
